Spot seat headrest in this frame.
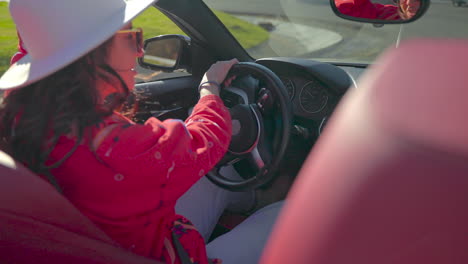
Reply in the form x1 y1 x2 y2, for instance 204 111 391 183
0 150 161 263
0 150 113 242
261 39 468 264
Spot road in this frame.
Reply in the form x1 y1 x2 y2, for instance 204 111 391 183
402 2 468 39
204 0 468 62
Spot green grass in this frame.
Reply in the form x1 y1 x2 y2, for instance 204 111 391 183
132 7 186 39
0 3 268 75
0 2 17 76
213 11 269 49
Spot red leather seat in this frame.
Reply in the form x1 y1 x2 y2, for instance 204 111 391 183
261 39 468 264
0 151 161 263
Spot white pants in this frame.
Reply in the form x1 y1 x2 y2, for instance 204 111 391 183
175 167 284 264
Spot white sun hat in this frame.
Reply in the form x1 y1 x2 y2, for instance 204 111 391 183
0 0 157 90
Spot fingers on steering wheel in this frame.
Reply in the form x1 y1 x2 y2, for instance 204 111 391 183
224 75 237 87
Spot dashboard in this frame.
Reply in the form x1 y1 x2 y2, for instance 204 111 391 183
221 57 359 139
279 75 337 119
135 57 365 141
256 58 355 119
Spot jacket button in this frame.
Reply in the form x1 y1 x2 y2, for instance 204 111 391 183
114 174 124 181
154 151 162 159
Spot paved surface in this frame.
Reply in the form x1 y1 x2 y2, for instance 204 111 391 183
236 15 343 57
207 0 468 62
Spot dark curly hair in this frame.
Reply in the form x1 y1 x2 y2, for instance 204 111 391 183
0 37 132 183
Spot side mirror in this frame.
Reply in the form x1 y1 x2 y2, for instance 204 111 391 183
330 0 430 24
138 34 191 72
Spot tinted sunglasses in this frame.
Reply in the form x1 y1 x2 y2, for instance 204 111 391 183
116 28 143 52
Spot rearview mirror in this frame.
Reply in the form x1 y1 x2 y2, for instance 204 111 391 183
138 34 191 72
330 0 430 24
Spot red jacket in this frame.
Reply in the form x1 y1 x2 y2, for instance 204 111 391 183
336 0 400 20
47 95 231 264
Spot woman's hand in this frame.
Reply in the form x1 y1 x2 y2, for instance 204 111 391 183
199 59 239 97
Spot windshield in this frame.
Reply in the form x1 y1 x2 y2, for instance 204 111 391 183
204 0 468 64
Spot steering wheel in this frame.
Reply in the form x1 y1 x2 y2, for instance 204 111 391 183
206 62 293 191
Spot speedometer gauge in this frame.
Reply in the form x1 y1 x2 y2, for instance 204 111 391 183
281 78 295 100
299 81 329 113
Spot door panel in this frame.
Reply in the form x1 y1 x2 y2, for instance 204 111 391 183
133 76 199 123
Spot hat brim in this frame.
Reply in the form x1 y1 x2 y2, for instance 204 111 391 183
0 0 157 90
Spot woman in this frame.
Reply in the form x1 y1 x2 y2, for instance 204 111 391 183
0 0 283 263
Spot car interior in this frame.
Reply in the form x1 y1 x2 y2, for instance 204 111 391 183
1 0 467 262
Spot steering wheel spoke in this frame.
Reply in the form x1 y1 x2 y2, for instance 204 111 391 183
256 87 276 114
248 146 267 171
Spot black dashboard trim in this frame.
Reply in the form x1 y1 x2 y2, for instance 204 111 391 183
256 57 353 95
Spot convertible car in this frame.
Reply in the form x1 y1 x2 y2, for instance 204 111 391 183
1 0 468 263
